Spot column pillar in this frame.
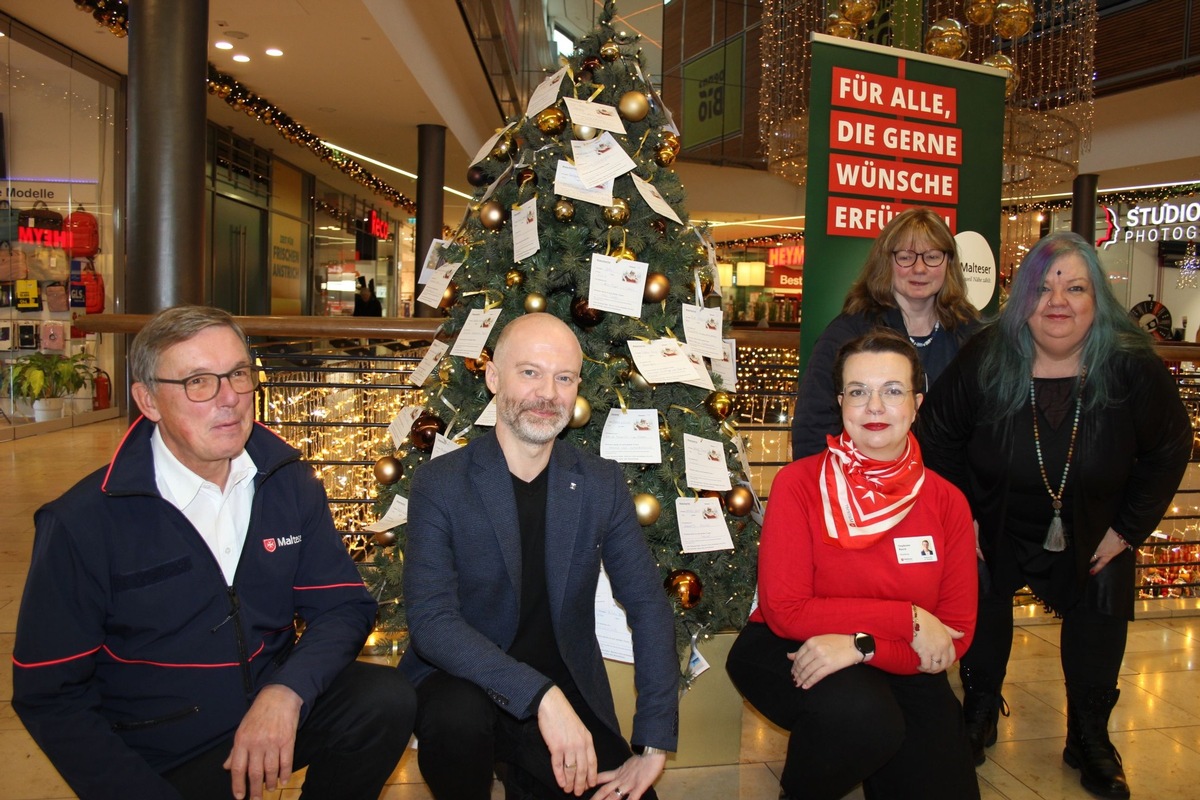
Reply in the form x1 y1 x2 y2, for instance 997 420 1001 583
126 0 209 312
414 124 446 318
1071 173 1099 242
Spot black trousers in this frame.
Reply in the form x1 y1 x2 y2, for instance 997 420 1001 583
962 560 1129 691
162 661 416 800
726 622 979 800
414 670 655 800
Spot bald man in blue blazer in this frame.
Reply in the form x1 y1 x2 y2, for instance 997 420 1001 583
401 313 678 800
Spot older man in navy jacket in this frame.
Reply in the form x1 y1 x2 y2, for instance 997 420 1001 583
13 306 414 800
402 313 678 800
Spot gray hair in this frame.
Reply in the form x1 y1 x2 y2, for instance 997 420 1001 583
129 306 249 385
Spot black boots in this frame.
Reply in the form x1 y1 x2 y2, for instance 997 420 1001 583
959 665 1008 766
1064 684 1130 799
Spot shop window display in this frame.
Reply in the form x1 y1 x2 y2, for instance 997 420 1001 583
0 16 119 429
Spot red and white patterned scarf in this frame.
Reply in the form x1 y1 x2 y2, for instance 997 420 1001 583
819 431 925 549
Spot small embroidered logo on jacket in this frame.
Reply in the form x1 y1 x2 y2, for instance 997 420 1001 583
263 535 302 553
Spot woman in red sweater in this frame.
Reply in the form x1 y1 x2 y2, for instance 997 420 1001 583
727 330 979 800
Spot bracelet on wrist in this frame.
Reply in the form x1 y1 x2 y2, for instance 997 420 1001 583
638 745 667 757
911 603 921 641
1114 532 1134 552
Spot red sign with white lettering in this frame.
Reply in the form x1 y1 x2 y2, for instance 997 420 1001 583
768 264 803 290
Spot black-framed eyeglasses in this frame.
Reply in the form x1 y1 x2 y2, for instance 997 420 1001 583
154 367 259 402
840 386 914 407
892 249 947 268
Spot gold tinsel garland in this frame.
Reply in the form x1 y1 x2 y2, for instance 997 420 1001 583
72 0 417 212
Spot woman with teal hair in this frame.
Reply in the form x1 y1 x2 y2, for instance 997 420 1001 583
917 232 1191 799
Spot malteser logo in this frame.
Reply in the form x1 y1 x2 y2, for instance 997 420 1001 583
263 535 302 553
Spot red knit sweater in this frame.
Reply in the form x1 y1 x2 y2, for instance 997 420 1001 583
750 454 978 674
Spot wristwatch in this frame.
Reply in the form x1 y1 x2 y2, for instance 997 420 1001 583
853 632 876 663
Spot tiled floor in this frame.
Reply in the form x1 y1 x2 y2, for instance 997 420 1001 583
3 419 1199 799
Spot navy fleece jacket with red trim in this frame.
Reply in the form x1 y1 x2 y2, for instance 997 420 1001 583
12 418 376 799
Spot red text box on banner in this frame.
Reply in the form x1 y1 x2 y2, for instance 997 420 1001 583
826 198 957 239
829 110 962 165
831 66 958 124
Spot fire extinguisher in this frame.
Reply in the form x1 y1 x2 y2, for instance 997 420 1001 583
93 368 111 410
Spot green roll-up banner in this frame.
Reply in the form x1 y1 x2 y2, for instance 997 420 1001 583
799 32 1006 371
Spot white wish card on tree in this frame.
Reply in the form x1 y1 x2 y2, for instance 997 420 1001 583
470 125 514 166
675 496 734 553
681 303 724 358
417 261 461 309
594 567 634 664
419 238 449 284
430 433 463 460
526 66 568 116
710 339 737 393
363 494 408 533
475 398 497 427
450 308 502 358
388 405 426 448
512 196 540 262
599 408 662 464
588 253 647 317
627 338 700 384
553 161 614 207
563 96 626 134
571 132 637 186
681 344 715 391
631 173 682 225
408 340 449 388
683 433 732 490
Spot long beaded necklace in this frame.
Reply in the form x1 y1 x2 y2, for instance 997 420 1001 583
1029 366 1086 552
907 319 941 349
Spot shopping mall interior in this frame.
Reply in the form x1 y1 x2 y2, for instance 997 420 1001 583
1 1 1200 799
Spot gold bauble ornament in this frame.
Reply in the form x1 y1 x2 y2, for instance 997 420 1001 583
464 347 492 374
664 569 703 609
705 390 734 420
618 91 650 122
535 106 567 136
654 146 676 167
825 12 858 39
994 0 1034 39
439 281 459 310
600 41 620 62
438 359 454 383
725 485 754 517
634 493 661 526
490 136 513 159
602 198 631 226
569 395 592 428
524 292 547 313
839 0 878 26
372 455 402 485
479 200 507 231
554 198 576 222
611 246 637 261
661 131 681 155
643 272 671 303
572 123 600 141
505 269 525 288
629 369 652 391
982 53 1019 98
372 529 397 547
925 18 968 60
964 0 996 26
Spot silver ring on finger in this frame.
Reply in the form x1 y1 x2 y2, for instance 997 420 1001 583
615 790 625 799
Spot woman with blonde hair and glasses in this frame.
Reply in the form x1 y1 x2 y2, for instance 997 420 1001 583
791 208 980 460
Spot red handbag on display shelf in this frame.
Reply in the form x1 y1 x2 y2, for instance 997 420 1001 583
81 260 105 313
64 204 99 258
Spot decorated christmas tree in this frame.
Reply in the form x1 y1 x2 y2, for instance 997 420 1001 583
366 1 759 674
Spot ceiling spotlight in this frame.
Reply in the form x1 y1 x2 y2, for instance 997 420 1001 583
215 41 233 50
233 54 250 63
265 48 283 57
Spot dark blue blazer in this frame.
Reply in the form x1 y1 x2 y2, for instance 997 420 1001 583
401 431 679 751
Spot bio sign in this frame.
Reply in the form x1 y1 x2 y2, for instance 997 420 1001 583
682 36 743 148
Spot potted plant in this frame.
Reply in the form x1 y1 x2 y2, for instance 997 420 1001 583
9 350 96 422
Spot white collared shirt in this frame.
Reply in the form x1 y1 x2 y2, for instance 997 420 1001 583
151 427 258 586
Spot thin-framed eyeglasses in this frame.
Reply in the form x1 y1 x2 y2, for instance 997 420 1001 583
892 249 947 268
840 385 914 407
153 367 259 402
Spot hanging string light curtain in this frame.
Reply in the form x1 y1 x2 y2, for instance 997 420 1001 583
72 0 417 212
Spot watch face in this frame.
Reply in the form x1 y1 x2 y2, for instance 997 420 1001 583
855 633 875 656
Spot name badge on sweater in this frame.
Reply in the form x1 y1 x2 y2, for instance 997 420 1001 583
895 536 937 564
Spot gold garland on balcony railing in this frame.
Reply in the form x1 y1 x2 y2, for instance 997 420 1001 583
72 0 417 212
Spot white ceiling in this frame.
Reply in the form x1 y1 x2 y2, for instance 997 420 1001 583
0 0 1196 246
